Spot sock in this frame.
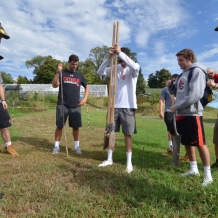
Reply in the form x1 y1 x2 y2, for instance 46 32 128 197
169 141 172 148
126 152 132 167
54 141 60 149
74 141 79 150
204 166 212 179
107 149 113 162
5 141 12 148
190 161 198 172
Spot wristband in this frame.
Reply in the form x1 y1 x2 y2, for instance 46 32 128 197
1 100 5 102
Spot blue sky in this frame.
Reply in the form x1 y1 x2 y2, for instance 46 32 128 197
0 0 218 82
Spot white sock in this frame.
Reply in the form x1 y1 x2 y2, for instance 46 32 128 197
126 152 132 167
169 141 172 148
107 149 113 162
54 141 60 149
74 141 79 150
5 141 12 148
204 166 212 179
190 161 198 172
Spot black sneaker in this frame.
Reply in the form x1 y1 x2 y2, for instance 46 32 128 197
211 162 218 169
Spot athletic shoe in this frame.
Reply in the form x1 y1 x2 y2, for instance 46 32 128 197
181 155 190 162
167 147 173 155
74 147 82 155
52 147 60 154
180 170 200 177
202 177 213 187
126 165 133 174
98 160 113 167
211 162 218 169
6 145 19 157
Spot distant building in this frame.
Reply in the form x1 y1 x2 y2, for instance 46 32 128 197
3 84 108 97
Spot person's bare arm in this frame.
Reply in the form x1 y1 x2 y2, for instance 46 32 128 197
52 63 63 88
79 85 90 106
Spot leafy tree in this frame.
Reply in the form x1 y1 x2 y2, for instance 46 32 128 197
148 68 171 88
1 71 14 84
88 46 110 71
136 68 146 95
17 75 29 84
78 60 102 84
26 56 67 84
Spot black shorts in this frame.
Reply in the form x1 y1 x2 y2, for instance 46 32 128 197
56 105 82 128
164 112 173 132
176 116 205 146
0 104 11 128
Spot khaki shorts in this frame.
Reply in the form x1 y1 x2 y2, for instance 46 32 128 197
213 119 218 145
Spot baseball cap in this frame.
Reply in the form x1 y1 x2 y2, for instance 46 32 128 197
215 26 218 31
0 55 4 60
0 23 10 39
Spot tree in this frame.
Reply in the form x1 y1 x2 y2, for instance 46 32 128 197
147 68 172 88
78 60 102 84
1 71 14 84
88 46 110 71
17 75 29 84
25 55 67 84
136 68 146 95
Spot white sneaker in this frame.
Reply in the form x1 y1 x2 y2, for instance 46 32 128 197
74 147 82 155
180 170 200 177
98 160 113 167
202 177 213 187
126 165 133 174
52 147 60 154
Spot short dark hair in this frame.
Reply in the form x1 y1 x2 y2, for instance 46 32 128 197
68 54 79 62
121 47 130 57
176 49 197 63
172 74 179 79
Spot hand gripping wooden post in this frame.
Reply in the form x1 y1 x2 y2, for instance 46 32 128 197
103 21 120 150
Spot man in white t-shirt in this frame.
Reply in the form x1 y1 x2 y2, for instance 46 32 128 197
97 44 140 173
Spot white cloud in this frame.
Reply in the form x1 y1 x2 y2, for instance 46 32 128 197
0 0 218 81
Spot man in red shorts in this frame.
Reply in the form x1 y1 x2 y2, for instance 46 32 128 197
171 49 212 186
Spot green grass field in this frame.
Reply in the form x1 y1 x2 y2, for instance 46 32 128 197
0 105 218 217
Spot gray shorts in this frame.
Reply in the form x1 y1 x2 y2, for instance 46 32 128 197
213 119 218 145
56 105 82 128
113 108 136 135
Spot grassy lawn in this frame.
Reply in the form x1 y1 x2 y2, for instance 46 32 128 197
0 105 218 217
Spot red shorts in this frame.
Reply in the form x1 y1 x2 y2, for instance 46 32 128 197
176 116 205 146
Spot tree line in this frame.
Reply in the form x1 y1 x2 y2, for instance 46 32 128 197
1 46 174 95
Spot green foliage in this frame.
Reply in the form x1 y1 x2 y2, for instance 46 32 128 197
148 68 172 88
88 46 110 71
25 55 68 84
136 68 146 96
1 71 14 83
78 59 102 84
17 75 30 84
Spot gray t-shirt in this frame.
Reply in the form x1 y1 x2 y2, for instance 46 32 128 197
160 86 172 112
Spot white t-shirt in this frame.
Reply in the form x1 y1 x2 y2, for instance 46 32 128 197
97 52 140 109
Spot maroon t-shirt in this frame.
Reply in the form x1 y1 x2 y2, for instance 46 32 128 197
57 69 87 108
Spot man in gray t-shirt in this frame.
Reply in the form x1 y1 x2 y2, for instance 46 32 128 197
159 74 178 155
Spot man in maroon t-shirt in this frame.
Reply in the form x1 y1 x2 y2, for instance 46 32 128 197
51 54 89 155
